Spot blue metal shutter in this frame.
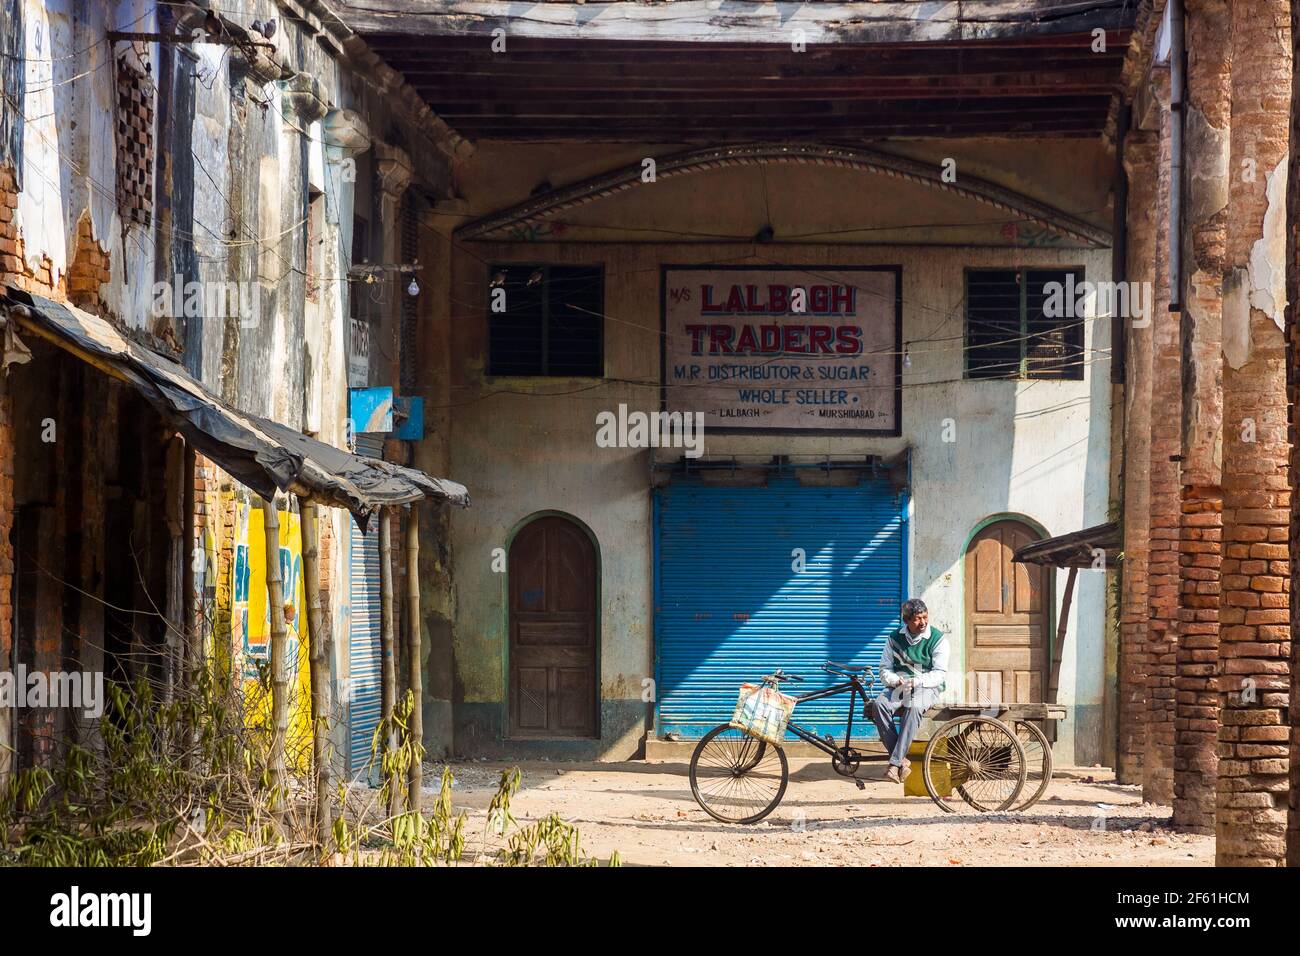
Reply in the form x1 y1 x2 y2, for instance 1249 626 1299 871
348 435 385 778
655 475 907 740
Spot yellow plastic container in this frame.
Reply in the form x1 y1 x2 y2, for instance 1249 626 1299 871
903 738 952 797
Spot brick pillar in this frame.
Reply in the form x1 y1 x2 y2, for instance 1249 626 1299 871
1119 127 1159 785
1171 0 1231 832
0 371 12 786
1146 81 1180 805
1215 0 1292 866
1288 0 1300 871
0 164 16 785
1173 0 1231 829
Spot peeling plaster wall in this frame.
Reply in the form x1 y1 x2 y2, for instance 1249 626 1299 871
3 0 454 774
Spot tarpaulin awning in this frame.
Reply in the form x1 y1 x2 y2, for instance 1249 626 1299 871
1 286 469 528
1012 521 1121 569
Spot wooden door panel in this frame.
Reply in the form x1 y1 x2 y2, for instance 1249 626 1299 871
974 537 1003 612
972 624 1035 647
966 520 1049 706
509 517 598 738
515 668 550 730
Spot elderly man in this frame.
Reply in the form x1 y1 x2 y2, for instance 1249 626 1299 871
869 598 949 783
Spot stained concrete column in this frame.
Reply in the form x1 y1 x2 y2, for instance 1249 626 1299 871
373 141 413 391
1119 126 1159 786
1146 73 1181 805
1170 0 1230 831
1215 0 1292 866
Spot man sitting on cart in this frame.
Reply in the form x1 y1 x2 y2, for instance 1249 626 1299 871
870 598 949 783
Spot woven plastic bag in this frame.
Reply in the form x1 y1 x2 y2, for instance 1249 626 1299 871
729 682 796 745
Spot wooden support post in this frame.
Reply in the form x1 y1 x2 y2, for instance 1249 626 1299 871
1048 566 1078 706
263 495 288 822
301 500 334 849
182 444 198 686
406 502 423 813
379 506 401 819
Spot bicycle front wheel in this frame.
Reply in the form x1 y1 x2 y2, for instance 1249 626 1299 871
689 724 789 824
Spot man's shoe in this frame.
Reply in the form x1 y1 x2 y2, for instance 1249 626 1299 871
883 764 902 784
901 758 912 780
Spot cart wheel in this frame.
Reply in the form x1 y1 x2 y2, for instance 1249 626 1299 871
689 724 789 824
922 715 1027 813
1011 719 1053 811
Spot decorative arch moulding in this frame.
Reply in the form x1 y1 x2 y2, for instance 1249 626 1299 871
454 143 1112 248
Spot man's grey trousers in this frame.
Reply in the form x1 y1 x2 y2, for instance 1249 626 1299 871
869 686 942 767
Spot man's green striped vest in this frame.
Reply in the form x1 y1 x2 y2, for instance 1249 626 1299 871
888 624 946 692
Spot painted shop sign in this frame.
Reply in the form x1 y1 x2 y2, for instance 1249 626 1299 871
662 266 901 433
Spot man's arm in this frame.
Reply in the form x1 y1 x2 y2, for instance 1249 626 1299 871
915 635 949 689
879 639 901 688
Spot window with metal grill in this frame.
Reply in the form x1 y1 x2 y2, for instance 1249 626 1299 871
488 264 604 377
965 268 1084 380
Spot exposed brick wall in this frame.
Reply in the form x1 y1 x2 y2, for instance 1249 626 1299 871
1175 485 1221 831
1172 0 1230 830
1288 0 1300 871
67 211 112 315
1 166 16 782
1 165 60 298
1145 93 1180 805
1119 127 1159 785
1215 0 1292 866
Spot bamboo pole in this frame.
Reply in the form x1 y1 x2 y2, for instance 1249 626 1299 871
300 500 334 849
263 495 289 822
379 506 401 819
1047 565 1078 705
406 502 423 813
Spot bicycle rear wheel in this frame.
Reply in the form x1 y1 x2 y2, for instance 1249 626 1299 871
689 724 789 824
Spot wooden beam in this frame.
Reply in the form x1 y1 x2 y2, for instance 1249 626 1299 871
379 507 402 820
1048 566 1079 705
263 496 289 825
336 1 1136 45
405 503 423 813
301 500 334 851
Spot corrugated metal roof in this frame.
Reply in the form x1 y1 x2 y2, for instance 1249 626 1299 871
2 286 469 527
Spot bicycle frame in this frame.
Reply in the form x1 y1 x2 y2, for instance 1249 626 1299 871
782 675 888 760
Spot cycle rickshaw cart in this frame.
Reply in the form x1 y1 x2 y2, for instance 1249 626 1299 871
688 661 1065 823
686 521 1112 824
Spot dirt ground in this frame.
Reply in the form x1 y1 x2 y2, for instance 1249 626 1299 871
428 757 1215 867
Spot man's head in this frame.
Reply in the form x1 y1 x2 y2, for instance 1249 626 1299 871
901 598 928 635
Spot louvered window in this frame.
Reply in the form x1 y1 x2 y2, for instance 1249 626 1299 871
966 268 1085 380
488 264 603 377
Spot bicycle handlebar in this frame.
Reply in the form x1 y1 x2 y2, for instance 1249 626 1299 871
762 669 804 684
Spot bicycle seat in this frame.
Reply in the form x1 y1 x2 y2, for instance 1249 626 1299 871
824 660 868 673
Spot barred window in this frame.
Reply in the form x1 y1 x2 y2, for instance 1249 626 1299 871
488 264 603 377
965 268 1085 380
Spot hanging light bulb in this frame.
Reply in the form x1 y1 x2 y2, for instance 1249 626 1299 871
902 344 912 370
407 276 420 296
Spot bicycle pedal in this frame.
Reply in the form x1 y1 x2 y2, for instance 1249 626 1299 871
855 778 866 790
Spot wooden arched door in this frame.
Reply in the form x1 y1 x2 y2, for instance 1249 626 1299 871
508 516 599 737
965 519 1050 704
